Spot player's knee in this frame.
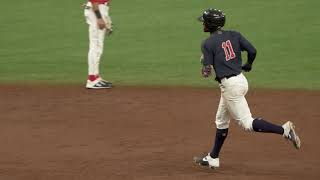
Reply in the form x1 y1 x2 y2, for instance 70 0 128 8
96 46 103 52
238 118 254 131
215 120 230 129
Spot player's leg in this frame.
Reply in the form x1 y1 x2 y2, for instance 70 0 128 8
85 8 110 89
85 9 99 81
94 28 106 77
94 5 112 85
88 25 100 79
252 118 283 134
196 94 230 168
223 74 282 133
224 74 300 148
211 94 230 159
94 28 112 87
94 4 108 77
227 94 301 149
222 74 254 131
226 94 284 133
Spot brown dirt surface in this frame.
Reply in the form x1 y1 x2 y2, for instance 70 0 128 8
0 85 319 180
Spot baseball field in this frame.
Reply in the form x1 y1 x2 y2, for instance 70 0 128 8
0 0 319 179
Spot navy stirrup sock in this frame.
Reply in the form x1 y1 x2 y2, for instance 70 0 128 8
210 128 228 158
252 118 284 134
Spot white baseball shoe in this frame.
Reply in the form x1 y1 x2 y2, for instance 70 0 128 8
97 78 112 86
194 153 219 169
86 79 112 89
282 121 301 149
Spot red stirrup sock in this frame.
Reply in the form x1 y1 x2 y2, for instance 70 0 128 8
88 75 98 82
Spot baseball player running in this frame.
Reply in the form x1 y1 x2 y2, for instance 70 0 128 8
84 0 113 89
194 8 301 169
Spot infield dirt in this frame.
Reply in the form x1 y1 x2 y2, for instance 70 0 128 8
0 85 319 180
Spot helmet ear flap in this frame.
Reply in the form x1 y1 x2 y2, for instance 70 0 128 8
205 24 219 32
203 22 210 32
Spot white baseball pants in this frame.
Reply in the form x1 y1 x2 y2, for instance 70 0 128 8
84 3 112 76
215 73 254 131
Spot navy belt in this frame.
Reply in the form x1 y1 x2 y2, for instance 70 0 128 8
216 74 238 83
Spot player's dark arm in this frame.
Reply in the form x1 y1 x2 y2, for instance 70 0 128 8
201 42 214 66
201 42 214 77
239 33 257 65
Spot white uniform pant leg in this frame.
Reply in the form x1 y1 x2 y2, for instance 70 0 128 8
220 74 254 131
215 93 231 129
94 28 106 75
95 5 111 72
84 5 108 76
88 26 106 75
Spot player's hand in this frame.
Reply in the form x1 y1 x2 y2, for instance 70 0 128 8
105 20 113 36
106 28 113 36
242 63 252 72
202 65 212 78
107 0 112 6
97 19 106 29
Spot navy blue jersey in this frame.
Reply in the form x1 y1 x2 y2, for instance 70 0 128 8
201 30 257 81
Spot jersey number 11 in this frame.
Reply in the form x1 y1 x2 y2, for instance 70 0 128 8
222 40 236 61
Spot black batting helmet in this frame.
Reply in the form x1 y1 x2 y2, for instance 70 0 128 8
198 8 226 32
